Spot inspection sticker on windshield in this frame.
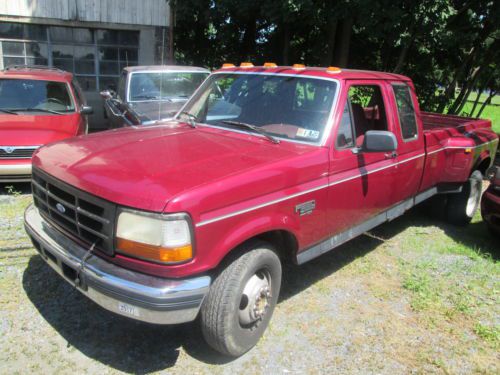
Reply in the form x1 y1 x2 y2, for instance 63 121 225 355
118 302 140 317
296 128 320 140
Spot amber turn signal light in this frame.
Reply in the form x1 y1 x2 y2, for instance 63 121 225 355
116 238 193 264
326 66 342 74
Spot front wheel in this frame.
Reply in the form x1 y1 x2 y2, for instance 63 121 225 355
446 170 483 225
200 241 282 357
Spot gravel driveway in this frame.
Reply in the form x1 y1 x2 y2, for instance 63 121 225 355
1 186 498 374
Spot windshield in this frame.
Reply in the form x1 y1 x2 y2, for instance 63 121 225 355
180 73 338 144
129 72 209 102
0 79 75 113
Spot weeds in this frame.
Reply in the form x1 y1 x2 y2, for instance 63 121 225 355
473 323 499 348
4 185 21 196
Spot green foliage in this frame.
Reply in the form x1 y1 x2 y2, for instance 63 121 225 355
172 0 500 113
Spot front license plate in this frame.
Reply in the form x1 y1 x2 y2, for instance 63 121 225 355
117 302 140 317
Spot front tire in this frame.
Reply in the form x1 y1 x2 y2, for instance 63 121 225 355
200 241 282 357
446 170 483 225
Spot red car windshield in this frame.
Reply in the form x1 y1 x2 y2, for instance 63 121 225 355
0 79 75 113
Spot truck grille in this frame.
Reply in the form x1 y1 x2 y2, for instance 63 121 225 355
31 168 116 255
0 146 38 159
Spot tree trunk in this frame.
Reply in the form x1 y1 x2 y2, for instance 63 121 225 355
240 15 257 61
333 17 353 68
469 76 493 117
437 46 477 113
469 90 482 117
393 18 421 74
476 90 497 118
449 66 482 114
321 18 338 66
282 23 291 65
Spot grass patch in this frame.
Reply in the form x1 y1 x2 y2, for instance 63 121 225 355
461 102 500 133
401 261 441 311
473 323 499 348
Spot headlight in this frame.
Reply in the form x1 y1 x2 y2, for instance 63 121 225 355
116 209 193 264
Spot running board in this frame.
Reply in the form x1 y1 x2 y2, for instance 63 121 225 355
296 187 438 265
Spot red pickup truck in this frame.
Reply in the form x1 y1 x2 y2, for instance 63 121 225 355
24 65 498 356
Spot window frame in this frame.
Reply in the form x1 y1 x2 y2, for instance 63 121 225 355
391 82 419 142
176 71 341 147
335 99 356 150
334 82 391 150
0 23 139 92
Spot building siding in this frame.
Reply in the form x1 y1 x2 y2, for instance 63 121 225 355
0 0 170 27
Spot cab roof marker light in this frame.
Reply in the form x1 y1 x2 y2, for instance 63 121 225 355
263 62 277 68
222 63 235 69
326 66 342 74
292 64 306 70
240 62 254 68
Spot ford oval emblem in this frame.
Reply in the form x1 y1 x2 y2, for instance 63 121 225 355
56 203 66 214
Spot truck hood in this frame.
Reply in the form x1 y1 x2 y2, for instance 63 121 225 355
33 123 312 212
0 114 78 146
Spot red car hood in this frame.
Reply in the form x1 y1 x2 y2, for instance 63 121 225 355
0 114 79 146
33 123 313 212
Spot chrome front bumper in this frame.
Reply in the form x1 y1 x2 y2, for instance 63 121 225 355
0 163 32 182
24 204 211 324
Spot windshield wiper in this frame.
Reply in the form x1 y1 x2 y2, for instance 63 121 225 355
0 108 19 115
133 94 163 100
220 120 280 144
9 108 64 115
178 111 197 128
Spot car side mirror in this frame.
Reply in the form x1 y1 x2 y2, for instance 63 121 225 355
80 105 93 115
100 89 115 100
361 130 398 153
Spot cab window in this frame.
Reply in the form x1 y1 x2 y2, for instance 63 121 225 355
335 85 388 147
392 84 418 140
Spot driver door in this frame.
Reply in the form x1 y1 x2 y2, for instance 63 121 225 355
327 80 399 235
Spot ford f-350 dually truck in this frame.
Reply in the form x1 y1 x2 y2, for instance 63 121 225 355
24 64 498 356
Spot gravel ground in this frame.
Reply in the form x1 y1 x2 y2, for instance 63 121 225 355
0 184 498 374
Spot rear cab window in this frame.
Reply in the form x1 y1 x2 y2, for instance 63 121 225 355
392 84 418 141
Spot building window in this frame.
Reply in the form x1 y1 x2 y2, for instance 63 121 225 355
0 22 139 92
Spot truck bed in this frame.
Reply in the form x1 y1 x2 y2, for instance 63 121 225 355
421 112 492 134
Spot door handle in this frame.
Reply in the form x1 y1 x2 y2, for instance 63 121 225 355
385 151 398 159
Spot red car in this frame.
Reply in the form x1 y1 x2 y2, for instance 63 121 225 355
24 65 498 356
0 65 92 182
481 166 500 234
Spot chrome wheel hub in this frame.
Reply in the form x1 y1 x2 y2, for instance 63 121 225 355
466 178 482 217
239 272 271 326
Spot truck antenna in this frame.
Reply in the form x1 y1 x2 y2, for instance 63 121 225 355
158 27 166 123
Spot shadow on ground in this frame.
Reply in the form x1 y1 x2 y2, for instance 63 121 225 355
22 205 498 371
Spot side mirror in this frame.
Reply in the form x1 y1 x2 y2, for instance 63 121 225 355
80 105 93 115
100 90 115 100
361 130 398 153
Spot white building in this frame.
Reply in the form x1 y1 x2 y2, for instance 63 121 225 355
0 0 172 128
